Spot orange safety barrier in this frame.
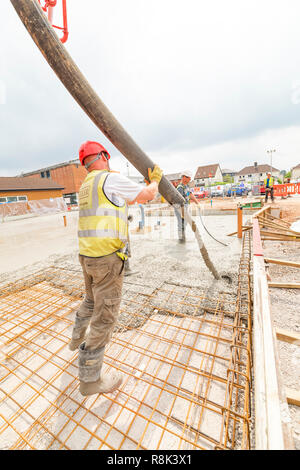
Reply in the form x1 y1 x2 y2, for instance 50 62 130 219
273 183 300 197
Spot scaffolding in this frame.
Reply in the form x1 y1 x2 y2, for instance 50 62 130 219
0 234 252 450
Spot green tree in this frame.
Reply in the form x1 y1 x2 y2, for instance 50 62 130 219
223 175 234 183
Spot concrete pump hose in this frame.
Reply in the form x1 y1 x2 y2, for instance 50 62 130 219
184 210 220 280
10 0 220 280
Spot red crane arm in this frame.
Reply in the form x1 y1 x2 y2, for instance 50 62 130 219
37 0 68 43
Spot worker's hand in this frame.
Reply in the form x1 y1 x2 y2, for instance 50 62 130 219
147 165 163 184
191 220 197 232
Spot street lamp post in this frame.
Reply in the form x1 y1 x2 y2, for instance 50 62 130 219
208 172 212 206
267 149 276 178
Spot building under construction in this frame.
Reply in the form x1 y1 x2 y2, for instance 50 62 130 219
20 159 87 206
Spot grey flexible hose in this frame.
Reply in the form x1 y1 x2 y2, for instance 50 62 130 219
196 205 228 247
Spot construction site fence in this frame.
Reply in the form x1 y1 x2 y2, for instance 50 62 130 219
272 182 300 197
0 197 67 220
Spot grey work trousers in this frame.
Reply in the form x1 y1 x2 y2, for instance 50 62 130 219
174 204 189 240
265 187 274 202
77 252 124 351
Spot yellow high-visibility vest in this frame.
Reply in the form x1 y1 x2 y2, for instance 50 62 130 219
78 170 128 259
264 177 274 187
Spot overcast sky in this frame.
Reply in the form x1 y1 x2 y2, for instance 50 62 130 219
1 0 300 177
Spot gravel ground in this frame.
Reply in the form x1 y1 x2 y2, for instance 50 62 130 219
263 239 300 449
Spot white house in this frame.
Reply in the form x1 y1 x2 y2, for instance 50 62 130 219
194 164 223 186
291 164 300 181
221 169 237 181
234 163 280 184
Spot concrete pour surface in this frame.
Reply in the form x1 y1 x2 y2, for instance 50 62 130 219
0 206 246 449
0 279 234 450
0 206 246 289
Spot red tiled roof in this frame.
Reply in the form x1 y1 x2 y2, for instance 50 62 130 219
0 176 64 191
194 164 220 179
237 164 279 176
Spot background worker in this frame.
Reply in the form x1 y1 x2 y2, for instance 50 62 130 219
264 172 274 202
69 140 163 396
174 170 198 243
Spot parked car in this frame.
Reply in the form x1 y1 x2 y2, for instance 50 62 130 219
211 188 224 197
227 186 250 197
258 182 266 195
210 185 226 197
193 190 209 199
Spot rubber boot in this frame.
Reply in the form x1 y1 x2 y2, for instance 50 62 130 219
78 342 123 396
178 232 186 243
68 313 90 351
178 219 186 243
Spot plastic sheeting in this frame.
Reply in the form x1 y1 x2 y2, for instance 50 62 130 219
28 197 67 215
290 220 300 233
0 197 67 219
0 201 28 218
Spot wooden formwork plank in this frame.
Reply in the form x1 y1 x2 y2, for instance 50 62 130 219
269 283 300 289
276 328 300 345
252 224 294 450
260 230 300 239
253 256 287 449
252 218 263 256
265 212 290 227
258 219 299 236
227 226 252 237
262 237 300 242
286 389 300 407
265 258 300 269
252 205 271 219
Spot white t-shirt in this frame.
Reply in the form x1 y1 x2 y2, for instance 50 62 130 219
102 173 143 206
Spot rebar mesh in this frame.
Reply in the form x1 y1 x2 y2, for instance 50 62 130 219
0 235 252 450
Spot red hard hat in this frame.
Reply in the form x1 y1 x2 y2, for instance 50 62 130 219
78 141 111 166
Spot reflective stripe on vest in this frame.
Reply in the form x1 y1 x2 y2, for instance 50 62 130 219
78 229 128 243
264 177 274 187
78 170 128 257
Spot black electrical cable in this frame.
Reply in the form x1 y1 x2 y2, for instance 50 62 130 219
196 205 228 247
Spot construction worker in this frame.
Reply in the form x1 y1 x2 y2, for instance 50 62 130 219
69 141 163 396
174 170 198 243
264 172 274 202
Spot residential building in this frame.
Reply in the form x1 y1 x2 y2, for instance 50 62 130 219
221 168 237 182
194 164 223 186
291 163 300 181
0 176 64 204
234 163 280 184
20 159 87 205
